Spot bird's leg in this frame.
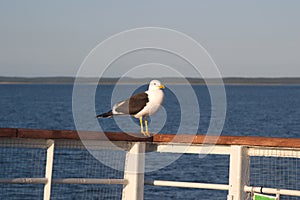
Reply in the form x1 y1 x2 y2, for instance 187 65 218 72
144 116 150 136
139 116 145 135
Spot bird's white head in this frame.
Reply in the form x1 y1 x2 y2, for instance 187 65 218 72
148 80 165 91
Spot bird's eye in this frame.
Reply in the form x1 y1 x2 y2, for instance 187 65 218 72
154 83 156 85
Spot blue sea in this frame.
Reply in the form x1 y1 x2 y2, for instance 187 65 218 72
0 84 300 200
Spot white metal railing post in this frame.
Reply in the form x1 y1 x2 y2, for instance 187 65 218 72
43 139 55 200
122 142 145 200
227 145 249 200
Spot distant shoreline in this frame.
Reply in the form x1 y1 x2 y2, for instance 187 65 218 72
1 77 300 85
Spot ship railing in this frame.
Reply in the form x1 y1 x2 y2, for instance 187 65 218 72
1 128 300 200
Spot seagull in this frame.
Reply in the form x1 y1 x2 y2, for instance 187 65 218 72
96 80 165 136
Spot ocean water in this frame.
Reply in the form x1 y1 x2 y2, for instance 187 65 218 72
0 84 300 200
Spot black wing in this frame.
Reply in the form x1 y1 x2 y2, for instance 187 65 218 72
114 92 149 115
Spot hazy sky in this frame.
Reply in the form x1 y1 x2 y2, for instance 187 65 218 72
0 1 300 77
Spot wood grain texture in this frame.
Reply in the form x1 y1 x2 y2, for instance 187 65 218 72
0 128 300 148
0 128 17 137
153 134 300 148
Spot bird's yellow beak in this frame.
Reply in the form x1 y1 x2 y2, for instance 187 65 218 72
159 85 165 89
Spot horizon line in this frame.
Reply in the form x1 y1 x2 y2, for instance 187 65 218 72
1 76 300 79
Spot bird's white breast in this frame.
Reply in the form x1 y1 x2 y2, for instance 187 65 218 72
134 89 164 118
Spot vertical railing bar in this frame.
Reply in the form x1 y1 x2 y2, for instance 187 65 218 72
227 145 250 200
122 142 145 200
43 139 55 200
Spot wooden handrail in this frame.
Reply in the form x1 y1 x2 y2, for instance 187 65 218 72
0 128 300 148
0 128 152 142
153 134 300 148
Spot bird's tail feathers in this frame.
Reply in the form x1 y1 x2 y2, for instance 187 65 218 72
96 110 113 118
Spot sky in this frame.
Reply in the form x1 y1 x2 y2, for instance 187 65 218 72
0 0 300 78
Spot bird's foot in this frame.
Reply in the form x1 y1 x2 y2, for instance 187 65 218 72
145 131 151 137
141 130 151 137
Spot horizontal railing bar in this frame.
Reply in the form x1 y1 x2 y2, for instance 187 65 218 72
245 186 300 196
1 137 300 159
52 178 128 185
2 128 300 148
0 128 17 137
0 178 47 184
55 140 131 150
154 144 231 155
145 180 229 190
17 129 152 142
248 147 300 158
0 178 128 185
153 134 300 148
1 138 300 159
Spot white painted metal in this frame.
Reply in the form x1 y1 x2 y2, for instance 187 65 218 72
155 143 231 155
2 137 300 199
145 180 229 190
55 140 131 151
245 186 300 196
122 142 145 200
0 178 128 185
43 139 55 200
227 146 250 200
53 178 128 185
248 147 300 158
0 178 47 184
